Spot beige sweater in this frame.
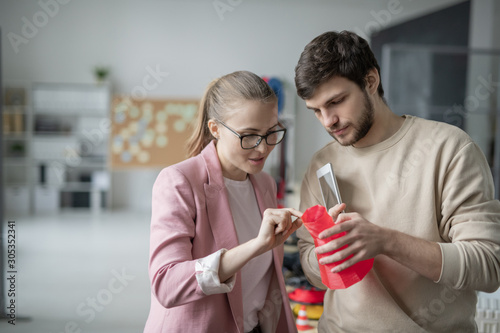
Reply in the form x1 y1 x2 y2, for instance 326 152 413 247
297 115 500 332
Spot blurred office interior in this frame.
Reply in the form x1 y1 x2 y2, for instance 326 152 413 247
1 0 499 332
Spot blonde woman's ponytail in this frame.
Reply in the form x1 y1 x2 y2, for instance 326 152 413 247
186 79 218 157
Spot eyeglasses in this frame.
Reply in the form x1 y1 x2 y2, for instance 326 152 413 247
218 121 287 150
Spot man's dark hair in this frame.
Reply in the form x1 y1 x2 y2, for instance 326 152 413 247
295 30 385 100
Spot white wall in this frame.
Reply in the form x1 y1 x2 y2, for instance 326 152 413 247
1 0 467 211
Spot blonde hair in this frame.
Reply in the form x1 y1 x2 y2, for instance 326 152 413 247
186 71 277 157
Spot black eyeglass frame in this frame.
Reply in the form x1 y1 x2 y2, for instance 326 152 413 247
218 121 287 150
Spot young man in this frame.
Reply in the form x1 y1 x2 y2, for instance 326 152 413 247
294 30 500 332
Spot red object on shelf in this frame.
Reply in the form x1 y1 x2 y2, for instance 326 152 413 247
288 287 326 305
301 205 374 289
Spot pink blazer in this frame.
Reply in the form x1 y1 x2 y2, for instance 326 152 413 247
144 141 297 333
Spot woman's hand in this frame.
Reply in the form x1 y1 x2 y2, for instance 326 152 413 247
255 208 303 254
219 207 302 283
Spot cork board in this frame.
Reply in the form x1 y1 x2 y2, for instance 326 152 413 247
110 96 199 169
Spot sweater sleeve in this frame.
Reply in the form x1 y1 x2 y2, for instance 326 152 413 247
296 169 328 290
437 142 500 292
149 167 228 308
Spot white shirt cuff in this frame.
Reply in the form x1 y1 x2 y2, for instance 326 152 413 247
195 248 236 295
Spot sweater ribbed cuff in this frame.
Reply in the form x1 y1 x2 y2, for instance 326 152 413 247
437 242 461 285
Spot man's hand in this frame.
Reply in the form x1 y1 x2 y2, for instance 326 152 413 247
315 206 387 272
313 204 442 281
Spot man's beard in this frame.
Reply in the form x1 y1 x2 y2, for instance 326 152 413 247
329 91 374 146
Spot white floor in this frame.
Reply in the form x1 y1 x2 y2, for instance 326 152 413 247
1 208 500 333
0 209 152 333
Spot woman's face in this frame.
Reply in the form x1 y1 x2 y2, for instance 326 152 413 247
211 100 279 181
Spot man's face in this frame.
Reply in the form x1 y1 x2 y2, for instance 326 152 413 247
305 76 374 147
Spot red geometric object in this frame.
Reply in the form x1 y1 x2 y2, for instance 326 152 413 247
301 205 374 289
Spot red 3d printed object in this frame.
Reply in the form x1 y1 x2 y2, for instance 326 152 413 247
301 205 374 289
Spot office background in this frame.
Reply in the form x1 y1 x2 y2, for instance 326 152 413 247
1 0 499 332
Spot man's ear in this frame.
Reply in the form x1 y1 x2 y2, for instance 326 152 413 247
365 68 380 96
207 119 220 139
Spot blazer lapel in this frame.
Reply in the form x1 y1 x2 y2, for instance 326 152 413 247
204 182 239 250
252 175 296 331
249 174 275 214
201 142 244 332
201 141 240 251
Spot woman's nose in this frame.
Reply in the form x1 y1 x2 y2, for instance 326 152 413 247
254 139 269 153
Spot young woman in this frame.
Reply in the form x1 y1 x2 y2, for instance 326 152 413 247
144 71 301 333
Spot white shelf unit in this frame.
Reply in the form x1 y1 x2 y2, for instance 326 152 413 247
2 84 33 215
30 82 111 213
